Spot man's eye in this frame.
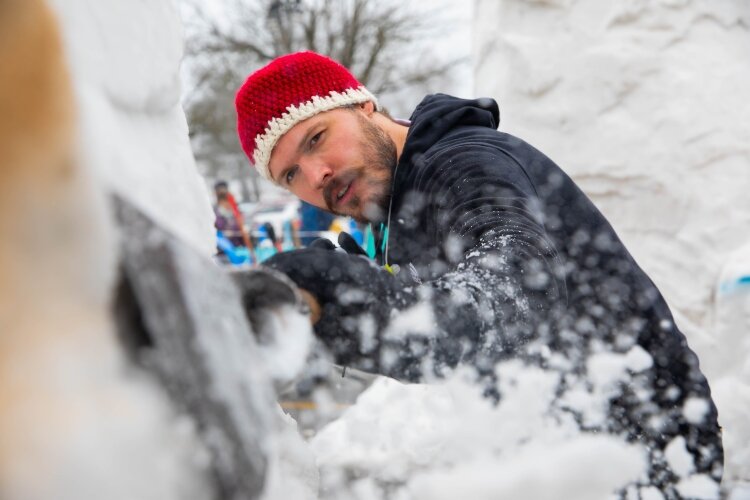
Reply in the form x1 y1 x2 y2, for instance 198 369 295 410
285 166 298 185
310 131 323 148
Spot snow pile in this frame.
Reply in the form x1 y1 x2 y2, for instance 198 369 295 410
262 409 319 500
312 364 648 500
473 0 750 490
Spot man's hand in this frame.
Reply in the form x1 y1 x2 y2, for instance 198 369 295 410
297 288 322 324
262 243 390 314
279 234 368 324
262 242 397 366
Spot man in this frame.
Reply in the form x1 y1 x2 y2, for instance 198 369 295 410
235 52 722 495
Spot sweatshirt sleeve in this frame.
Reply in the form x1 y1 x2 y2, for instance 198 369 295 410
373 136 569 382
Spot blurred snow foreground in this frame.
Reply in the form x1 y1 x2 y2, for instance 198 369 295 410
1 1 318 499
312 371 647 500
2 2 748 500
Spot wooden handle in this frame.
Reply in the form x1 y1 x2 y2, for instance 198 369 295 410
298 289 321 325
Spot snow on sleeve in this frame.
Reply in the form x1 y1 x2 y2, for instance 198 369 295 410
665 436 696 478
676 474 721 500
382 300 437 341
560 345 654 428
682 397 710 425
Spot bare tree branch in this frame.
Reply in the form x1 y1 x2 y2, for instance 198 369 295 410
181 0 456 191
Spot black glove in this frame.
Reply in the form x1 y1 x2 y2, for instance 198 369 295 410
263 244 398 368
337 231 368 257
306 232 366 256
308 237 336 250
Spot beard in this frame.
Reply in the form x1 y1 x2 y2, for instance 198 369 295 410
323 113 397 224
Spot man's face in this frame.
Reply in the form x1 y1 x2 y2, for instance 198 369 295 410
268 105 397 223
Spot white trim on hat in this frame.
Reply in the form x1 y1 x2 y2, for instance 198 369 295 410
253 86 378 182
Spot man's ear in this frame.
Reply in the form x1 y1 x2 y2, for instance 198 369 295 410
359 100 376 116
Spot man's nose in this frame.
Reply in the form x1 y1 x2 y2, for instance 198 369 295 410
302 159 333 190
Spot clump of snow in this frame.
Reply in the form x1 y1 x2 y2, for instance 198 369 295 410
676 474 722 500
625 345 654 372
665 436 696 478
558 345 654 429
382 300 437 341
261 409 319 500
255 304 314 387
639 486 666 500
408 436 644 500
682 397 710 425
311 364 648 499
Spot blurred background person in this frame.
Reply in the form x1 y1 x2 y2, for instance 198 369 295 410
213 180 254 263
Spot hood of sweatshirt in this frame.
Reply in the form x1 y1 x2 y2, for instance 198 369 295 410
398 93 500 170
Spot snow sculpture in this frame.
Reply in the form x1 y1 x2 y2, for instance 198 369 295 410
1 1 316 499
473 0 750 337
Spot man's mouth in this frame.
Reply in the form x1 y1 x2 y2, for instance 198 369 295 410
323 175 355 213
336 182 352 204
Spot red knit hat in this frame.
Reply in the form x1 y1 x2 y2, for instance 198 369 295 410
235 51 378 181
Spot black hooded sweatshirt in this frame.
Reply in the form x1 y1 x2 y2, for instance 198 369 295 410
358 94 722 495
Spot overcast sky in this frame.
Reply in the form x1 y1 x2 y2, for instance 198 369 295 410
427 0 474 98
178 0 474 112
